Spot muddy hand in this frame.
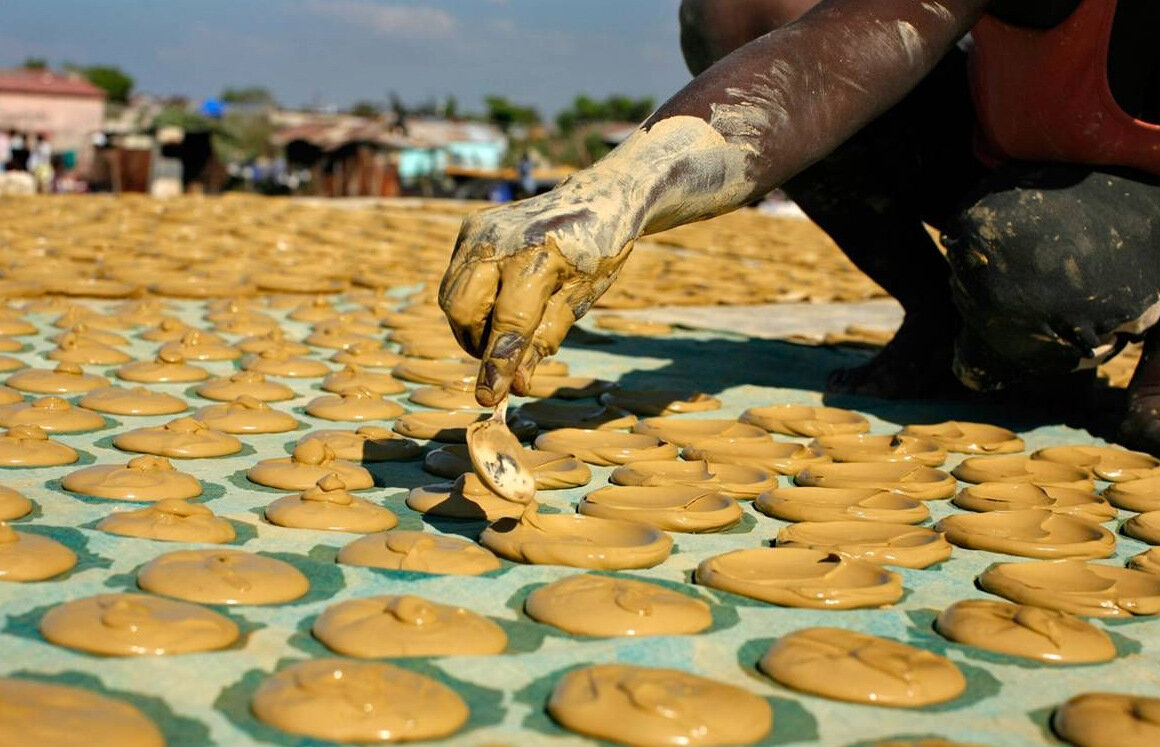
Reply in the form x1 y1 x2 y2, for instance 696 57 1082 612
440 184 636 406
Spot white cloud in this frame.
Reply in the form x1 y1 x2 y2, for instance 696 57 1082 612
304 1 458 40
156 22 288 65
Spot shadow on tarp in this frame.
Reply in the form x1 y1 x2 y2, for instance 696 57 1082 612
513 661 818 745
564 330 1114 435
1027 704 1063 743
562 329 860 396
364 458 431 490
416 499 563 542
9 669 211 745
214 656 505 745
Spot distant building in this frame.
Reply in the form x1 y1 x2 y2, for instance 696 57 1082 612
399 119 507 181
270 111 508 197
0 69 106 171
271 115 406 198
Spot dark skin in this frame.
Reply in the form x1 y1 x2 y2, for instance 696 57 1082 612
681 0 974 400
442 0 991 407
676 0 1160 457
442 0 1160 455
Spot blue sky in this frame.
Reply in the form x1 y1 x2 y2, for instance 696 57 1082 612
3 0 692 116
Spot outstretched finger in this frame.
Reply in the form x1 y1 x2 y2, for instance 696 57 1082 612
439 261 500 358
475 255 562 406
512 292 576 396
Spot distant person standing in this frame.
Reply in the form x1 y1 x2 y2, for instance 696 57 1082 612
517 152 536 198
30 133 54 192
7 131 28 172
0 130 9 173
88 131 114 193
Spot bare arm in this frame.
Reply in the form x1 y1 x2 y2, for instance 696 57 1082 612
636 0 989 232
441 0 990 405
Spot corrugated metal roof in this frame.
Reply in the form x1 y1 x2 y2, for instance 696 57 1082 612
273 115 502 152
0 70 106 99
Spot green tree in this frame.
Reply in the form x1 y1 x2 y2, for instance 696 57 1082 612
556 110 577 135
221 110 275 161
605 94 654 122
152 105 215 133
556 94 655 131
21 57 48 70
221 86 275 106
484 95 540 132
348 100 382 118
573 94 603 121
443 95 458 120
80 65 134 103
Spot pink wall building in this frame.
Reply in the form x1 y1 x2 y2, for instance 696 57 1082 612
0 70 106 171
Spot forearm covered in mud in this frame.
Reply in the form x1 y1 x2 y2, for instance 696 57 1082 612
601 0 990 237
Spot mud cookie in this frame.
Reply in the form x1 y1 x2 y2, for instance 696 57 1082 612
740 404 869 437
758 627 965 707
39 593 239 655
337 530 501 576
299 426 422 462
114 418 242 459
899 421 1023 454
0 523 77 581
98 499 235 543
548 664 771 747
250 659 468 743
935 599 1114 663
481 505 672 570
696 547 903 608
194 395 299 434
534 429 678 466
138 548 309 605
265 473 397 533
776 521 952 569
305 388 406 422
0 678 164 747
79 386 188 416
978 559 1160 617
247 440 373 491
312 595 506 657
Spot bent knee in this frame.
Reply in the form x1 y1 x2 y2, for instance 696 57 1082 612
945 181 1095 326
946 178 1160 385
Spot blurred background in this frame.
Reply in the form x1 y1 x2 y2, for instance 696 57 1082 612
0 0 690 199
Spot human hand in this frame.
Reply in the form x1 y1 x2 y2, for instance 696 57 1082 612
440 184 637 406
